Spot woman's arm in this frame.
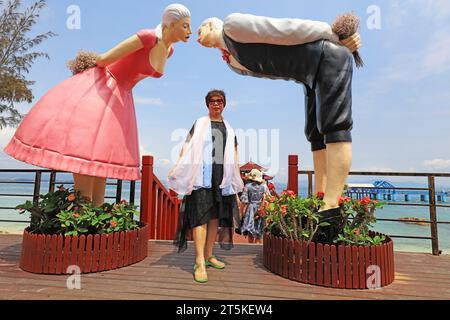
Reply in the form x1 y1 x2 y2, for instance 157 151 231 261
234 144 241 174
96 35 144 67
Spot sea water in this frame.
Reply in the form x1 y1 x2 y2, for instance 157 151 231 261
1 179 449 255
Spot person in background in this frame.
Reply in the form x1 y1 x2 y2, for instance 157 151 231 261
266 179 279 197
240 169 270 244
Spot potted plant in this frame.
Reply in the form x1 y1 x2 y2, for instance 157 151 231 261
261 191 395 289
16 186 148 274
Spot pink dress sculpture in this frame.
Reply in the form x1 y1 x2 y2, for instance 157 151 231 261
4 30 172 181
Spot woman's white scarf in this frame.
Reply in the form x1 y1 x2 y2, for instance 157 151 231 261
168 116 244 196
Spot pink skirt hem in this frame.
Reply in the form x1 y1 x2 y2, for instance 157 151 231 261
4 136 141 181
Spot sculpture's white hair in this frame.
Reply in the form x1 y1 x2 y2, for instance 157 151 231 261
155 3 191 38
198 17 224 33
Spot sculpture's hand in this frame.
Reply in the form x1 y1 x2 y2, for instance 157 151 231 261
220 49 231 64
340 32 362 53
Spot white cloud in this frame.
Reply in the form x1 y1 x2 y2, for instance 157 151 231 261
156 158 171 167
139 145 153 157
134 97 164 106
423 159 450 170
411 0 450 20
227 99 264 108
0 127 15 149
352 167 394 173
365 0 450 99
370 28 450 88
387 0 450 26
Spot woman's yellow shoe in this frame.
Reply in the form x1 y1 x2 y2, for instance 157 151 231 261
193 263 208 283
206 256 225 269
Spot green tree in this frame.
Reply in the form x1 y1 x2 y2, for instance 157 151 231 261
0 0 55 129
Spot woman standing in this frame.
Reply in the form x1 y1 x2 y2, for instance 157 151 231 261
4 4 192 206
168 89 243 283
240 169 270 244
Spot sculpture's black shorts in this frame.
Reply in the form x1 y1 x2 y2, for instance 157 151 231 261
305 41 354 151
222 35 354 151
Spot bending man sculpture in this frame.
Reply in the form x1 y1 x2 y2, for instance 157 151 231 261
197 12 362 243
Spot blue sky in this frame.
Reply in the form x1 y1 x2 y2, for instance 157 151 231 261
1 0 450 185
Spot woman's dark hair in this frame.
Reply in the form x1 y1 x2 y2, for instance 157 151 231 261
205 89 227 108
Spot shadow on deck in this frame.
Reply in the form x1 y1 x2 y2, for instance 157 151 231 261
1 235 449 300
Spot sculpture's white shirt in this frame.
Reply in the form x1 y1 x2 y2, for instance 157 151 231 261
220 13 340 73
223 13 339 46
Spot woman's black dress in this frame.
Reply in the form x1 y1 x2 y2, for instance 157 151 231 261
174 120 240 253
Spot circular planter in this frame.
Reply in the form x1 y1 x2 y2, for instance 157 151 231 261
263 232 395 289
20 224 148 274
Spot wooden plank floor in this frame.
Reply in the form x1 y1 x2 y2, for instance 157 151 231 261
1 235 449 300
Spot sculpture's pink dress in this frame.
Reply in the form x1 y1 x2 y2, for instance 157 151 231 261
4 29 172 181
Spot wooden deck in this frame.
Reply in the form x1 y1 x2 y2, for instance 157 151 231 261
1 234 450 300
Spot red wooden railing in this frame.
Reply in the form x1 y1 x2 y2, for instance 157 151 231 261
140 156 181 241
287 154 450 256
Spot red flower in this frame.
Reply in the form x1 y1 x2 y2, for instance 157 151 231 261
354 229 361 236
110 221 117 228
266 219 271 224
268 196 276 203
67 193 76 202
360 197 371 205
339 196 352 205
72 213 80 219
282 190 296 197
281 205 288 215
120 200 128 205
316 192 325 200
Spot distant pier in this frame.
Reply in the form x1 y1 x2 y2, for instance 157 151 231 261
346 180 448 203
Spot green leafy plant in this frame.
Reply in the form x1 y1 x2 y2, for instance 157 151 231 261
16 185 90 234
335 196 384 246
260 191 329 245
17 186 140 236
260 191 385 246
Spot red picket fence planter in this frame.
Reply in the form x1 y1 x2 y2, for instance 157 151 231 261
20 224 148 274
263 232 395 289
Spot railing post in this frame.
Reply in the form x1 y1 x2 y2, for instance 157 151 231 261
308 172 313 197
288 155 299 195
115 180 123 204
140 156 154 240
170 190 180 241
31 171 42 228
33 171 42 205
48 171 56 193
428 176 440 255
129 181 136 205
